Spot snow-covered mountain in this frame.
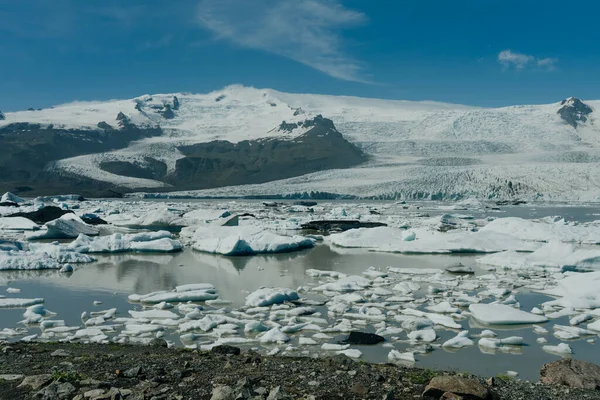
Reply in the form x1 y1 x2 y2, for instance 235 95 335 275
1 85 599 200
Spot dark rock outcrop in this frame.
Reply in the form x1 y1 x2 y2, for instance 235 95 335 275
301 220 387 233
100 157 167 181
0 120 161 195
558 97 593 128
0 111 4 120
159 104 175 119
540 359 600 389
170 116 366 191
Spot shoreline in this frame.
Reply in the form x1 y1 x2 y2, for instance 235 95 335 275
1 342 599 400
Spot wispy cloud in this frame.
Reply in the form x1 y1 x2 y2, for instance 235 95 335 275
197 0 370 83
498 49 558 71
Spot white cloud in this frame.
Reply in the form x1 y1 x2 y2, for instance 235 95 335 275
498 49 558 71
197 0 369 83
537 57 558 70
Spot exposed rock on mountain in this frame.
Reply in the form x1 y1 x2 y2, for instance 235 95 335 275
558 97 593 128
168 116 366 190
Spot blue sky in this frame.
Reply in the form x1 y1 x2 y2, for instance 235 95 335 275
1 0 599 111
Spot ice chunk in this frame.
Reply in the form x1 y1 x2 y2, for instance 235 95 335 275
128 310 179 320
175 283 215 293
543 343 572 355
336 349 362 358
68 231 181 253
0 217 38 231
543 272 600 309
329 226 538 254
245 288 299 307
480 217 600 244
122 209 185 229
191 225 315 256
0 298 44 308
477 241 600 271
313 275 371 292
388 350 415 363
407 328 437 342
306 269 346 279
260 328 290 344
140 289 218 304
442 331 474 348
1 192 24 204
469 304 548 325
27 214 98 240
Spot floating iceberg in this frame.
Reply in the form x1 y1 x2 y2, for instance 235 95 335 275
477 241 600 271
190 225 315 256
68 231 182 253
0 298 44 308
27 214 99 240
469 303 548 325
542 271 600 309
1 192 24 204
480 217 600 244
0 217 38 231
120 209 186 230
245 287 299 307
328 226 538 254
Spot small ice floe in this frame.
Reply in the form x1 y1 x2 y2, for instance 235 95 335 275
388 350 416 363
426 301 459 314
313 275 372 293
259 328 290 344
59 264 73 273
506 371 519 378
22 304 54 324
553 325 594 340
245 287 299 307
6 287 21 294
336 349 362 358
533 325 549 334
478 336 524 349
442 331 474 349
298 337 318 346
542 342 573 356
478 330 497 338
129 310 179 320
321 343 350 351
537 337 548 344
69 231 182 253
190 225 315 256
305 269 346 278
408 329 437 343
0 298 44 308
469 303 548 325
570 314 593 326
93 301 102 306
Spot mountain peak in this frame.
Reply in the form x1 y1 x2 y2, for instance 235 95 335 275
557 97 593 128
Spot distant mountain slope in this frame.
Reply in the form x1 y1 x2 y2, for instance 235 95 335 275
1 86 599 200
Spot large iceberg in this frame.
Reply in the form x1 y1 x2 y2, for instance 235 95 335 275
68 231 182 253
190 225 315 256
480 217 600 244
0 217 39 231
469 303 548 325
328 226 539 254
477 241 600 271
27 214 99 240
541 271 600 309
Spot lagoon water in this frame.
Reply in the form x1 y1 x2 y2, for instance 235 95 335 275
2 202 600 381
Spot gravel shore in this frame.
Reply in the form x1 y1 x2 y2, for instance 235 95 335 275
1 342 599 399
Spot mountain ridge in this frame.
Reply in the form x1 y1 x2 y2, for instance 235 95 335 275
1 86 599 200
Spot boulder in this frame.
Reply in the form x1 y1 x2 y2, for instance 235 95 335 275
422 376 489 399
540 359 600 389
34 381 76 399
211 345 241 356
18 374 53 390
